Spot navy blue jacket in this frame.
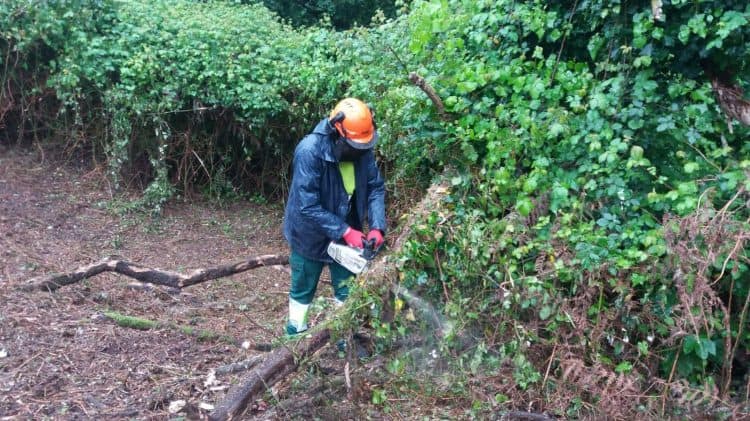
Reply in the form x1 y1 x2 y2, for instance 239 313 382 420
283 118 386 262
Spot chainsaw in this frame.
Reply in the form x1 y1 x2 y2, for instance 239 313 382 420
327 238 381 274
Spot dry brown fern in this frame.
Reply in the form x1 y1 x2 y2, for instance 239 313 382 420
663 189 750 397
557 354 643 419
659 379 749 418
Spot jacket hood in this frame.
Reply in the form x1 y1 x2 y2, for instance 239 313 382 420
311 118 337 162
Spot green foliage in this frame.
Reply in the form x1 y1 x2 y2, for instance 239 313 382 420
390 0 750 416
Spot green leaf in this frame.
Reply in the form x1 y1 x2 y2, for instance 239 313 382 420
456 81 478 94
683 162 700 174
587 33 604 60
371 388 387 405
637 341 649 356
699 338 717 359
683 335 699 355
516 197 534 217
615 361 633 374
539 305 553 320
716 11 748 40
629 146 644 159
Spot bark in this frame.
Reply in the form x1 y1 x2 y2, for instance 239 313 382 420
651 0 664 22
20 254 289 292
214 355 265 376
711 77 750 132
208 329 331 421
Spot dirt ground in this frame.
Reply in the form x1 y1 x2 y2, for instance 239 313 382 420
0 147 360 420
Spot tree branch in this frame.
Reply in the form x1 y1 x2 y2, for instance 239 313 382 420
408 72 449 121
20 254 289 292
208 329 330 421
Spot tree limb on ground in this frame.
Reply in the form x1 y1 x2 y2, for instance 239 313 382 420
214 355 265 376
208 329 330 421
19 254 289 292
19 177 453 420
208 179 452 420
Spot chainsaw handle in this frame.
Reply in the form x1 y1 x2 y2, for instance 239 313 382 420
361 238 380 260
363 238 376 252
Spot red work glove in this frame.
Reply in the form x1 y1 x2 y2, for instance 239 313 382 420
342 227 365 248
367 229 384 248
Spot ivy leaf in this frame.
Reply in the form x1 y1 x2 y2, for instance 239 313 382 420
656 116 675 132
456 81 478 94
539 305 553 320
682 161 700 174
683 335 699 355
717 11 747 40
700 338 717 359
516 197 534 217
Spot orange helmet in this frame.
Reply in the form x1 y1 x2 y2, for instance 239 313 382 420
329 98 377 149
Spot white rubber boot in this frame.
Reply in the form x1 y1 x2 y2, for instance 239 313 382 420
286 298 310 335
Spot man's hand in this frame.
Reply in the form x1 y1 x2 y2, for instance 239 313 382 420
366 229 384 248
343 227 365 248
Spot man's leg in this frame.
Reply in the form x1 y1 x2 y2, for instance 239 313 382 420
330 262 371 356
329 261 355 306
287 251 324 335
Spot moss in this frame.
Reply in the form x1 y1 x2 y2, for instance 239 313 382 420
103 310 234 344
103 311 159 330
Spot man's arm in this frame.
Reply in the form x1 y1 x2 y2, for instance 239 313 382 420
293 146 349 240
365 155 386 234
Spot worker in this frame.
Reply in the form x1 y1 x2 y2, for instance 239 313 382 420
283 97 386 335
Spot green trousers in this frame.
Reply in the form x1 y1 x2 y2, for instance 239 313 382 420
287 251 354 335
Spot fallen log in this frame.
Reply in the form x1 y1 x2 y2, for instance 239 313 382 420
19 175 452 420
214 355 265 376
208 329 331 421
20 254 289 292
207 180 452 420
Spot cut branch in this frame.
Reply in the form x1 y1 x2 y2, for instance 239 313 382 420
208 329 330 421
209 176 453 420
214 355 265 376
20 254 289 292
409 72 449 121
